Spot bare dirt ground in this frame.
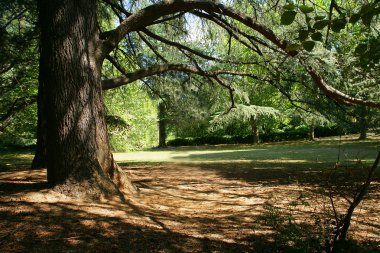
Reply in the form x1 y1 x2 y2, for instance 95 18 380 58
1 160 380 252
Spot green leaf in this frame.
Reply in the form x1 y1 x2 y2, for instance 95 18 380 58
299 5 314 14
298 30 309 41
283 4 296 10
302 40 315 51
331 18 347 32
313 20 330 30
311 32 323 41
285 43 302 52
281 11 297 25
349 14 361 23
314 15 325 21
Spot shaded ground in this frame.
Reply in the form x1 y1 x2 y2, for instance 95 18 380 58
1 138 380 252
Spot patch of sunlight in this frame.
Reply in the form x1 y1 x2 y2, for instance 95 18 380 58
114 149 267 163
113 150 310 164
255 159 310 163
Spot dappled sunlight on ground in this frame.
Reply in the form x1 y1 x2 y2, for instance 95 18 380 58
1 158 379 252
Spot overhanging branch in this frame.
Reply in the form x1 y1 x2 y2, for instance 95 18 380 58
99 0 380 109
102 63 261 90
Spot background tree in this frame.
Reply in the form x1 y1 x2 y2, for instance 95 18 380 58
0 0 38 147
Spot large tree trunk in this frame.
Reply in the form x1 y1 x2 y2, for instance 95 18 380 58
38 0 135 199
158 102 167 148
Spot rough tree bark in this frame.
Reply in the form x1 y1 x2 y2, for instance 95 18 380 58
38 0 135 199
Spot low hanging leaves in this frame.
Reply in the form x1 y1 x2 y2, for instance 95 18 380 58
285 43 302 52
299 5 314 14
281 1 380 55
314 15 326 21
311 32 323 42
283 3 296 10
313 20 330 30
331 18 347 32
281 11 297 25
298 30 309 41
302 40 315 52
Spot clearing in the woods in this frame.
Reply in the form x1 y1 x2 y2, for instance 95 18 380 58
1 136 379 252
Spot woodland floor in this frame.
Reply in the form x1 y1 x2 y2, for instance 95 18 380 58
1 136 380 252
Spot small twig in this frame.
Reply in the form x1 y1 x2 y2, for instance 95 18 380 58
137 32 168 63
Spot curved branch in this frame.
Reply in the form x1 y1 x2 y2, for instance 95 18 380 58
303 63 380 108
101 1 288 56
102 63 261 90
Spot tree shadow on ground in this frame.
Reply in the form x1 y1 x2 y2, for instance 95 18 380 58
0 193 304 253
0 201 251 252
1 162 379 252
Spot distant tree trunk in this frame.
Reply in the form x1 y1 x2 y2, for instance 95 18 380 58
358 116 367 140
357 107 368 140
37 0 135 199
250 117 259 144
358 128 367 140
309 125 315 141
158 102 167 148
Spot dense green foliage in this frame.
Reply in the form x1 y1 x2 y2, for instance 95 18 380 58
0 0 38 147
1 0 379 150
167 124 346 146
105 83 158 151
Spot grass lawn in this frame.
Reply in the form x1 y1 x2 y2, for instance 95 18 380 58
114 138 379 165
0 137 379 252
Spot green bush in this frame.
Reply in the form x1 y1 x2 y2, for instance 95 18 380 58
167 125 352 146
